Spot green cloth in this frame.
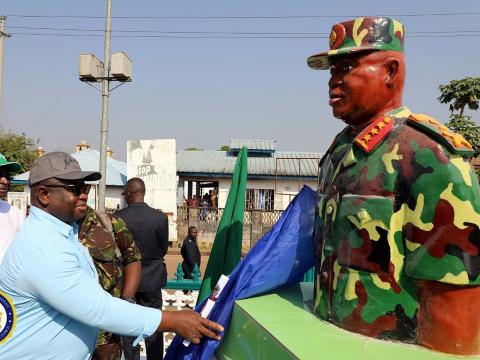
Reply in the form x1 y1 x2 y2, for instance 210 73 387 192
197 147 248 304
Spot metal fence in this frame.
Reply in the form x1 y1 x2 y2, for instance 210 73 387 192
108 206 284 251
177 206 283 251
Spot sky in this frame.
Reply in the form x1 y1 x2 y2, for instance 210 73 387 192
1 0 480 160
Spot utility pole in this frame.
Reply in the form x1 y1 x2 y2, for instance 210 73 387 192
0 16 11 130
98 0 112 212
78 0 131 211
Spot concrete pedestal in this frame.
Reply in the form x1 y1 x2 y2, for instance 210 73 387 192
216 283 464 360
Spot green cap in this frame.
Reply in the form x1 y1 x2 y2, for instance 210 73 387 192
0 153 22 173
307 16 405 70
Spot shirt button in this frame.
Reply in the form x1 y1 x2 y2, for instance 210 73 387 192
326 205 334 215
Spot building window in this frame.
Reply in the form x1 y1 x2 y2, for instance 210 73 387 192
245 189 274 210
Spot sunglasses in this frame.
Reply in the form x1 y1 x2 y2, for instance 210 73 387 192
44 183 92 197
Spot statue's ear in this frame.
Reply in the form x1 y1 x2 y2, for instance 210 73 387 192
385 58 400 88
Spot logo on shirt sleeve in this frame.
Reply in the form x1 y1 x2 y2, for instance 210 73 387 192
0 291 16 344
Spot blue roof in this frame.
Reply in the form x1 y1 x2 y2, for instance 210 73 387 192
13 149 127 186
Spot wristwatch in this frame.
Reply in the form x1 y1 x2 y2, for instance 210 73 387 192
121 296 136 304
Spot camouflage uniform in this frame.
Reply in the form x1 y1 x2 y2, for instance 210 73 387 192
308 17 480 343
313 106 480 342
79 207 142 360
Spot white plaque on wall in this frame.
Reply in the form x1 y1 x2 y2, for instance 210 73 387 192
127 139 177 242
7 192 29 217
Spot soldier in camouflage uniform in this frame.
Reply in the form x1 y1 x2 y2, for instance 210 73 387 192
308 17 480 355
79 206 142 360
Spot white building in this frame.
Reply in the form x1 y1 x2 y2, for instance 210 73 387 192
177 139 320 211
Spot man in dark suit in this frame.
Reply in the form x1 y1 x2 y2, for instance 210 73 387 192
181 226 201 279
116 177 168 359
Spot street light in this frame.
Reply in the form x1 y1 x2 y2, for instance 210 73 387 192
78 0 132 211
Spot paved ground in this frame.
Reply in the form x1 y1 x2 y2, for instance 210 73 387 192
165 253 209 277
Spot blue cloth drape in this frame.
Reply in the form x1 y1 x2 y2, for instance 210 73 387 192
165 186 317 360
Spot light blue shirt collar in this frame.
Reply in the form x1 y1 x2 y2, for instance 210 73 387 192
29 206 76 239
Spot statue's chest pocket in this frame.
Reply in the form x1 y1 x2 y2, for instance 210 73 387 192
334 194 394 273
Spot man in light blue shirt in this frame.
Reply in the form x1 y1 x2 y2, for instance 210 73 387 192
0 152 222 360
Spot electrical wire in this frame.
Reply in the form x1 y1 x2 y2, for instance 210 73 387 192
5 11 480 19
7 26 333 34
8 32 480 39
7 26 480 36
8 32 327 38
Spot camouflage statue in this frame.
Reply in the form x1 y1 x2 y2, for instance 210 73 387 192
308 17 480 355
79 207 142 360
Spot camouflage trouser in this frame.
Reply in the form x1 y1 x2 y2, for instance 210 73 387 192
92 330 122 360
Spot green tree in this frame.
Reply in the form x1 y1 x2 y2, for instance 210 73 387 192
438 77 480 116
184 147 202 151
438 77 480 156
443 114 480 156
0 130 39 174
219 145 230 151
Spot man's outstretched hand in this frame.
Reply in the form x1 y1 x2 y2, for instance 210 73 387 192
159 310 224 344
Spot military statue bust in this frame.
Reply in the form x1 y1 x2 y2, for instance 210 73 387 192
308 17 480 355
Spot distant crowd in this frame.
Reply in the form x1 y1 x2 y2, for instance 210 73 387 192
185 188 218 208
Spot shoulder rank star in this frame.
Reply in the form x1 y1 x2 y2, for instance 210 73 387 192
354 116 395 153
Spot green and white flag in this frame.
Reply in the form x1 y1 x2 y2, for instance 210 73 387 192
197 146 248 304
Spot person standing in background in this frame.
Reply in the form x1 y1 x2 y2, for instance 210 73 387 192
116 177 169 359
0 152 24 262
181 226 201 279
210 188 218 208
78 205 142 360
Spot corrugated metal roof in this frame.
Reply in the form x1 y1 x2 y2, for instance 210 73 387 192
13 149 321 184
13 149 127 186
176 150 321 178
229 139 276 151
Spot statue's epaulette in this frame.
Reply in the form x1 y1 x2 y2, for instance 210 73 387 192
354 115 395 153
406 113 474 156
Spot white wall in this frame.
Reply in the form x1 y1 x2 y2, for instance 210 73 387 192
274 179 317 210
105 186 123 210
127 139 178 243
218 179 231 208
127 139 177 217
217 178 317 210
